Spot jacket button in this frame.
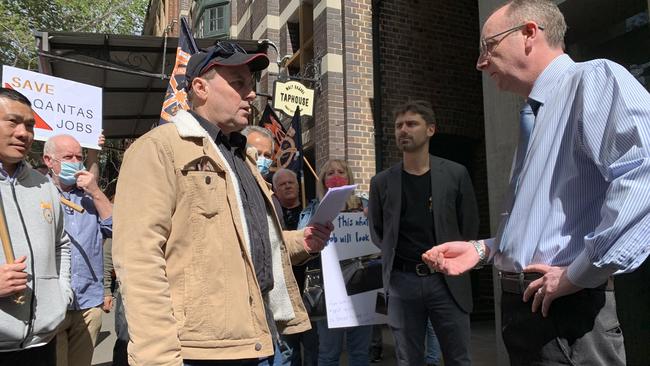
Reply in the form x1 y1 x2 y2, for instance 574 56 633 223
205 176 211 184
255 343 262 351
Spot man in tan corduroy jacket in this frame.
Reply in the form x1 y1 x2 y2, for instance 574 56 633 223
113 42 332 366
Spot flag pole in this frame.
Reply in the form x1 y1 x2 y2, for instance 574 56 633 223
302 156 318 181
0 196 25 304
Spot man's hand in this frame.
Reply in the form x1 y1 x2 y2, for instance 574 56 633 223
422 241 479 275
303 222 334 253
75 170 101 196
522 264 582 317
0 256 28 297
102 295 113 313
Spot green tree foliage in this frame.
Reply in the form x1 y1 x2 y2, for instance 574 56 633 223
0 0 149 70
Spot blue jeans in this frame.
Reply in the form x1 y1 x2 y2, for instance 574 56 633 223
184 342 282 366
279 322 319 366
317 319 372 366
425 320 442 365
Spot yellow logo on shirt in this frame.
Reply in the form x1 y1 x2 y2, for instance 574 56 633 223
41 201 53 224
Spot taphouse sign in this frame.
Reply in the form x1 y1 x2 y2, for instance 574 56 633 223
273 80 314 117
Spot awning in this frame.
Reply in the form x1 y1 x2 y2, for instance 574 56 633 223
36 31 266 138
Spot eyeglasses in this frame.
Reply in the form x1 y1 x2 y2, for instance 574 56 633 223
479 23 544 58
194 41 248 77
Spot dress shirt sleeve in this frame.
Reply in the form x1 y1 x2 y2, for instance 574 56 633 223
113 136 183 365
99 215 113 239
103 238 114 296
484 238 497 262
568 61 650 288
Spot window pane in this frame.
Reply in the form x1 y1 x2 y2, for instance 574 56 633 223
209 8 217 32
217 7 224 31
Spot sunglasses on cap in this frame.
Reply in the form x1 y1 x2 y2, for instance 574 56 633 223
193 41 248 76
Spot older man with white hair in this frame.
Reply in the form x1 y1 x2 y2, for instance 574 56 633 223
42 134 112 366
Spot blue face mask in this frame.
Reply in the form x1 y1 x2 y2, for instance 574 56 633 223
256 156 273 176
58 161 85 186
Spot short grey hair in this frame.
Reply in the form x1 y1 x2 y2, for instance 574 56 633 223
242 125 275 150
43 134 75 156
505 0 567 49
272 168 297 187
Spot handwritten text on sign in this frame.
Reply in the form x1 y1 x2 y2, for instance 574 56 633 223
322 212 386 328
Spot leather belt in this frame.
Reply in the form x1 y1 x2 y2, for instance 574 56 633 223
499 271 615 294
498 271 542 294
393 257 435 277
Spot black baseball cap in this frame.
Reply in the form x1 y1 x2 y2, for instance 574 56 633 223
185 41 269 89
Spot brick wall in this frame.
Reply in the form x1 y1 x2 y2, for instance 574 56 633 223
377 0 492 314
377 0 487 234
342 0 376 190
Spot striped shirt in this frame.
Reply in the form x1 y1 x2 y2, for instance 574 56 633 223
486 54 650 288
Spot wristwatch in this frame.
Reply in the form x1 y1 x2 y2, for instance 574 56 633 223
469 240 486 269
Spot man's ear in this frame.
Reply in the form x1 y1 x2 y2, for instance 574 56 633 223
191 78 209 100
523 21 541 51
427 124 436 137
43 154 54 169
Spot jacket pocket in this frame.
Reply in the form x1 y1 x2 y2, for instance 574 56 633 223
182 171 226 218
31 276 67 337
179 267 225 341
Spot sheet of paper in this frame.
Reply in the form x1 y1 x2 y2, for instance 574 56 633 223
307 184 357 225
322 212 387 328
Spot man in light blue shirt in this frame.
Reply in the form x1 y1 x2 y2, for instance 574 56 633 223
423 0 650 364
43 134 112 366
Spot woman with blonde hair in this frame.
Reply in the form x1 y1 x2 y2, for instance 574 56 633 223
297 159 372 366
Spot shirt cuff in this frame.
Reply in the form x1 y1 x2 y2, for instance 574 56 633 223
483 238 496 262
566 250 615 288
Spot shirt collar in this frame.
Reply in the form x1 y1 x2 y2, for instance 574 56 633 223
189 111 248 152
528 54 575 109
0 160 25 181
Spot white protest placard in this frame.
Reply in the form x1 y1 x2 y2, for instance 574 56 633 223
308 184 357 225
2 65 102 149
322 212 387 328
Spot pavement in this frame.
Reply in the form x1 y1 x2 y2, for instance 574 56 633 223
92 310 497 365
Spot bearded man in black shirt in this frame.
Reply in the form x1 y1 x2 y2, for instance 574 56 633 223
368 100 479 366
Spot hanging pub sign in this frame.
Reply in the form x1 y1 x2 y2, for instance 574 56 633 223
272 80 314 117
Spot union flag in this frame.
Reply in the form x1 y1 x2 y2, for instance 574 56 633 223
159 17 198 124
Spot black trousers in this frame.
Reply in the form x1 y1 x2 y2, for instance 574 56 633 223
387 270 471 366
0 337 56 366
501 288 626 366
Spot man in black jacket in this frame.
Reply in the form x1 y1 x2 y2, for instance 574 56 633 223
368 100 479 366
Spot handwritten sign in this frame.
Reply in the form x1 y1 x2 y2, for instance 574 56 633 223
2 65 102 149
322 212 387 328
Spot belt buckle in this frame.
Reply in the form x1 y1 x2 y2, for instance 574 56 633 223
415 263 431 277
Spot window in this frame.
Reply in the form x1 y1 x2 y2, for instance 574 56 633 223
202 3 229 37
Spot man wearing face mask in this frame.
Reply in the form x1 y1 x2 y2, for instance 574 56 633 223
242 125 275 181
42 134 112 366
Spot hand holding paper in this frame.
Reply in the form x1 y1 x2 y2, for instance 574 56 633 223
307 184 357 225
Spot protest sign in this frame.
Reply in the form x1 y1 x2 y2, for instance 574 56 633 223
322 212 387 328
2 65 102 149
